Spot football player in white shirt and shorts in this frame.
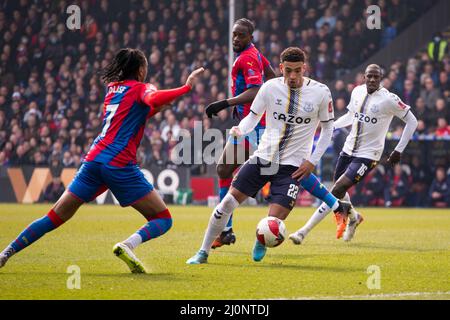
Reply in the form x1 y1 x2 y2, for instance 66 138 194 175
289 64 418 244
187 47 350 264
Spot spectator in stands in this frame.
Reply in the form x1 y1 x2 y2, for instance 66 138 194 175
427 32 448 66
40 176 65 203
316 8 337 30
381 21 397 48
433 98 449 122
408 156 431 207
333 80 350 103
435 117 450 137
403 79 419 106
384 164 410 207
420 77 442 109
428 167 450 207
438 70 450 94
161 113 181 143
334 98 347 119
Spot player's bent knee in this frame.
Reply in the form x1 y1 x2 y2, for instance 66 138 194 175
150 208 173 234
216 164 233 179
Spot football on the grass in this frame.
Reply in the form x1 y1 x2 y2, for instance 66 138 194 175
256 216 286 247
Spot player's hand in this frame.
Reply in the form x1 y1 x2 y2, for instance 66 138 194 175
205 99 229 118
229 126 242 137
292 160 315 181
387 150 401 165
186 67 205 88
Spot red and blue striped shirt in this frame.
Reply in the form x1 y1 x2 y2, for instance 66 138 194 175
84 79 190 167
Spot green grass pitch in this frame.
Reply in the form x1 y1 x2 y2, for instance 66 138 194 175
0 204 449 300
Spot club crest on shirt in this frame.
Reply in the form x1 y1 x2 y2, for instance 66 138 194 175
302 101 314 112
370 104 379 113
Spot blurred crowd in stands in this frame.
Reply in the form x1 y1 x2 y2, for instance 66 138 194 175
0 0 448 207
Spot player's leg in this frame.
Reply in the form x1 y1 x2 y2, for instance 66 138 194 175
290 155 376 242
0 162 104 268
332 158 378 240
289 153 354 243
186 187 247 264
113 190 170 274
104 164 167 273
252 165 299 262
213 137 249 248
252 203 292 262
299 173 343 210
187 158 267 264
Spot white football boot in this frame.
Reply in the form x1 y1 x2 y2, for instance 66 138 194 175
343 211 364 242
113 243 147 273
288 231 305 245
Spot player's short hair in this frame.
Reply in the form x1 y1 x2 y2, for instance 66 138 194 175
101 48 147 83
280 47 307 63
365 64 383 76
235 18 255 35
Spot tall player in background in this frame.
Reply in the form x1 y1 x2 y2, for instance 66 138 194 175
289 64 418 244
0 48 204 273
205 19 350 248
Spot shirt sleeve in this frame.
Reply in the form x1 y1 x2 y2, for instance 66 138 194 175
238 55 264 89
249 81 268 115
137 83 158 105
140 83 191 110
388 92 411 118
318 86 334 122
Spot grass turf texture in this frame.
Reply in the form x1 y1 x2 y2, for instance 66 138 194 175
0 204 449 300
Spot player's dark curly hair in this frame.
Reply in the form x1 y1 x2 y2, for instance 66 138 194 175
100 48 147 83
235 18 255 35
280 47 307 63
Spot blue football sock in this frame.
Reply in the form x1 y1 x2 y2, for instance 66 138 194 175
300 173 337 209
9 209 64 254
137 209 173 242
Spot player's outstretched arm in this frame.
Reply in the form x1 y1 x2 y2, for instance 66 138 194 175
387 111 418 165
205 87 260 118
142 67 204 113
333 111 353 129
230 110 263 138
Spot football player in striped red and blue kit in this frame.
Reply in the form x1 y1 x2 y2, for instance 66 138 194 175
0 48 204 273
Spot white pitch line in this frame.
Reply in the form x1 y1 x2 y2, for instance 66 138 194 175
268 291 450 300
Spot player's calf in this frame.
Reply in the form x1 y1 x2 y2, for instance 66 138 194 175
122 209 173 250
0 209 66 267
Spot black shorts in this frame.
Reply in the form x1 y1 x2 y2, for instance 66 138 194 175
232 157 301 210
334 152 379 184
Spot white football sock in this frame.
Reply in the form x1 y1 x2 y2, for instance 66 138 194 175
298 202 332 236
123 233 142 250
200 193 239 254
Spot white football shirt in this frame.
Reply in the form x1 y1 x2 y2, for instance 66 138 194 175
342 84 411 161
249 77 334 166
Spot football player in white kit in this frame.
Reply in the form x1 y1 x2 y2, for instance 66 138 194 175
187 47 350 264
289 64 418 244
